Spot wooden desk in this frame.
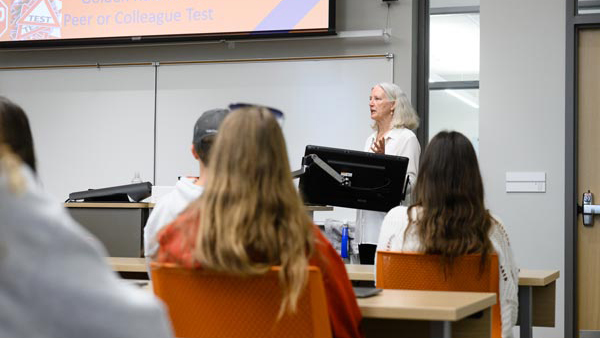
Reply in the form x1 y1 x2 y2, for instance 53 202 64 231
305 205 333 219
517 269 560 338
346 264 374 281
345 264 560 337
359 289 495 338
108 257 147 272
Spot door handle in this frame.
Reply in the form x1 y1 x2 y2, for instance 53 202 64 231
578 190 596 226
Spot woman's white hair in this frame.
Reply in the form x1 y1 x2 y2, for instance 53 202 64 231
373 82 420 131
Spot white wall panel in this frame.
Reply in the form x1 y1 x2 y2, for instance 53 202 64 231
480 0 565 336
0 66 155 201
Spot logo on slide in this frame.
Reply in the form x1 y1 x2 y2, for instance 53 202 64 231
0 0 7 37
9 0 61 40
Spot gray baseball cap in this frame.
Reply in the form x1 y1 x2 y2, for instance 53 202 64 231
192 108 230 145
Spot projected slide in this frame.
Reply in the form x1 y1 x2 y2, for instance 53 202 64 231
0 0 330 42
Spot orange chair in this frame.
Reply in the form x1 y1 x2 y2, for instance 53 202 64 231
376 251 501 338
151 263 332 338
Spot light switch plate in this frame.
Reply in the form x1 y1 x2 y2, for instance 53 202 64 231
506 172 546 193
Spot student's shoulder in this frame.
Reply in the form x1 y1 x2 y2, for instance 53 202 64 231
15 169 104 250
2 168 110 271
381 206 411 231
150 180 195 213
151 189 177 211
488 214 513 245
386 205 410 219
489 214 508 233
386 205 421 227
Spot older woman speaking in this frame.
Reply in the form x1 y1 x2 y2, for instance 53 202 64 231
356 82 421 263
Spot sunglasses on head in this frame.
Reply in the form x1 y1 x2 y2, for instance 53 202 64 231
228 103 285 126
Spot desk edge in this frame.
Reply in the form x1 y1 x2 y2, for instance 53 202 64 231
518 270 560 286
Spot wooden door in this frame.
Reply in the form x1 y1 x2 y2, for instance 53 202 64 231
577 28 600 335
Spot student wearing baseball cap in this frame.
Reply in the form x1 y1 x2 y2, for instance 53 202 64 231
144 108 230 264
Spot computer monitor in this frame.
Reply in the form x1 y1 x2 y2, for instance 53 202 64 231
297 145 409 212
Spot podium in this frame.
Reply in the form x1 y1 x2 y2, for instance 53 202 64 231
65 202 151 257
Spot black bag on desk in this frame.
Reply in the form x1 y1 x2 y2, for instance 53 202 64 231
68 182 152 202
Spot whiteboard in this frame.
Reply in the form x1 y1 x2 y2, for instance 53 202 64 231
0 66 155 201
0 56 392 221
155 58 392 181
155 57 393 222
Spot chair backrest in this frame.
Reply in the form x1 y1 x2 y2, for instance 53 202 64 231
376 251 501 338
151 263 332 338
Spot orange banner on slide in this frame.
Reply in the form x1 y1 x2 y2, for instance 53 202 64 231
1 0 329 42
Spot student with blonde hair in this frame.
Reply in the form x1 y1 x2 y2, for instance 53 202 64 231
0 97 173 338
155 106 363 338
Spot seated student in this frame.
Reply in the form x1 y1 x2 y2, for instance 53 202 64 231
376 131 518 338
144 108 229 262
0 96 37 172
0 99 173 338
155 106 364 338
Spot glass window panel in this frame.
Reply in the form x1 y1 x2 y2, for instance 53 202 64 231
429 13 480 82
579 0 600 14
428 89 480 152
431 0 479 9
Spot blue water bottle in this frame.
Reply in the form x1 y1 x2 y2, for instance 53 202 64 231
341 223 349 259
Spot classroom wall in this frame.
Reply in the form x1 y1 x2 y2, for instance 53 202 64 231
0 0 570 334
0 0 414 96
480 0 566 337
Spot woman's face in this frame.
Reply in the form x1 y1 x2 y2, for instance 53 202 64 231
369 86 394 123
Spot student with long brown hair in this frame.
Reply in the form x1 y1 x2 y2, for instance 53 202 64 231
376 131 518 338
155 106 363 338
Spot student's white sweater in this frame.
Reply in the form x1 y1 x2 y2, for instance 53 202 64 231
376 206 519 338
